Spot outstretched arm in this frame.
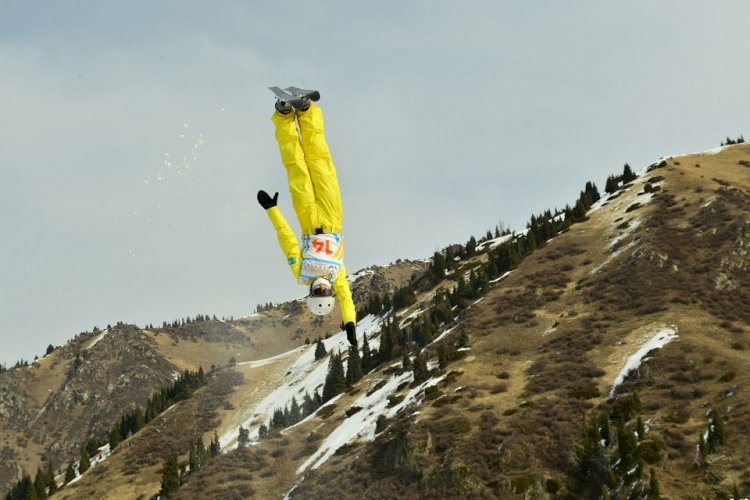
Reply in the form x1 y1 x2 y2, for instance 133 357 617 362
258 191 302 280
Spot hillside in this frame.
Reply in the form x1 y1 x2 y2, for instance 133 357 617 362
3 142 749 499
0 261 427 497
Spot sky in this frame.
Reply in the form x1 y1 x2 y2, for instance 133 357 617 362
1 0 748 366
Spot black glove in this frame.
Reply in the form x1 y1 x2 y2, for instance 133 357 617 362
345 322 357 347
257 190 278 210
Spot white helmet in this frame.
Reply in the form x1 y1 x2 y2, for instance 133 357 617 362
307 277 335 316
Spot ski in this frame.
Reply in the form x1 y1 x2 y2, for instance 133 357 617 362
284 87 321 102
269 86 306 110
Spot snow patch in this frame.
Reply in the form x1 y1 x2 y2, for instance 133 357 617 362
490 270 512 284
591 240 637 275
476 233 515 252
431 325 457 345
542 323 558 336
85 330 109 350
398 308 424 329
298 372 445 474
349 268 375 280
237 349 299 369
610 326 679 397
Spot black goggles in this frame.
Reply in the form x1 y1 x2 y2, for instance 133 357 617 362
310 283 334 298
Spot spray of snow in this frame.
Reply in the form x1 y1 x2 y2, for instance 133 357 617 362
610 326 678 397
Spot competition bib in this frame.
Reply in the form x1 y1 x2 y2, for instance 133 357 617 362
299 233 344 284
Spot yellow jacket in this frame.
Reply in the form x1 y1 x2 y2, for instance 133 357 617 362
266 205 356 325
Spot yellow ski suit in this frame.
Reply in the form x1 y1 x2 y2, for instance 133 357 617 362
266 103 356 325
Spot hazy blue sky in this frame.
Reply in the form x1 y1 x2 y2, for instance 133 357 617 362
2 1 748 365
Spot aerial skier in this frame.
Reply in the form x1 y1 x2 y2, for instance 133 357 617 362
257 87 357 346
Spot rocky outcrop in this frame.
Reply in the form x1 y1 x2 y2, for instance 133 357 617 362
713 217 750 290
350 260 429 307
1 324 178 491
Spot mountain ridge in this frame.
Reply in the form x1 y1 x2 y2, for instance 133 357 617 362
3 142 749 499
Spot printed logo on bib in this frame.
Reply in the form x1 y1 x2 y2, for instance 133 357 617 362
299 233 344 284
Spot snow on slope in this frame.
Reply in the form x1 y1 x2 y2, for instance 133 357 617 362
219 315 383 450
610 325 679 398
589 171 660 275
221 309 457 482
298 371 445 473
85 329 109 350
475 233 515 252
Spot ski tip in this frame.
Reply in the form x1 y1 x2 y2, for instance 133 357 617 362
284 87 321 102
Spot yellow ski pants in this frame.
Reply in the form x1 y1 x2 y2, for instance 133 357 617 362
271 103 343 236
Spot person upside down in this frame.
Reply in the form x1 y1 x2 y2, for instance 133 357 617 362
257 96 358 346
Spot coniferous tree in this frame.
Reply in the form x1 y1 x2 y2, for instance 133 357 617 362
412 352 429 384
361 334 372 372
32 467 47 500
28 484 39 500
209 431 221 457
598 411 611 447
271 408 286 430
648 468 661 499
378 323 395 364
258 423 269 439
195 437 206 467
188 444 198 473
7 474 33 500
485 257 499 280
64 462 76 485
314 339 327 360
381 293 392 313
402 351 411 370
238 426 250 448
584 181 601 205
636 416 646 441
78 445 91 475
572 200 588 222
706 408 726 452
622 163 637 183
457 329 469 349
696 433 707 467
616 420 637 471
437 343 451 369
346 346 363 385
465 236 477 256
159 454 180 498
46 462 57 495
302 391 317 417
322 352 347 402
392 285 417 310
430 250 447 284
605 174 620 194
288 397 302 425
